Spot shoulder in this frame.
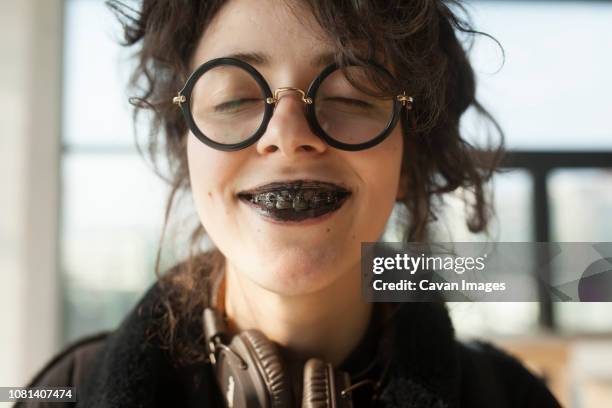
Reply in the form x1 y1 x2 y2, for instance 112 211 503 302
16 252 223 407
24 332 109 388
456 339 562 408
14 332 109 408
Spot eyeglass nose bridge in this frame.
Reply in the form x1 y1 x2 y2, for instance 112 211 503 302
266 87 313 106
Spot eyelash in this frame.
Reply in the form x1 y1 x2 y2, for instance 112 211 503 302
214 98 261 112
322 96 373 109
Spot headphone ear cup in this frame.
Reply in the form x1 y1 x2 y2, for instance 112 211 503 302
302 358 354 408
230 330 291 408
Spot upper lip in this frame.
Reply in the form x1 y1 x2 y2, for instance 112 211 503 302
237 179 352 196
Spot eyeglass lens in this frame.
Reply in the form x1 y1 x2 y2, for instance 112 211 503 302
189 64 395 146
314 66 394 145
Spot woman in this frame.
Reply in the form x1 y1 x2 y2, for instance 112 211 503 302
19 0 562 407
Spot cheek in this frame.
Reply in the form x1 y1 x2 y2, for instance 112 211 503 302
350 129 403 234
362 129 403 202
186 134 235 221
187 135 215 199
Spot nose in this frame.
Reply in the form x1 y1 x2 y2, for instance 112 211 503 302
255 89 327 157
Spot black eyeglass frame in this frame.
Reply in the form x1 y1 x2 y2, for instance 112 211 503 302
172 57 413 152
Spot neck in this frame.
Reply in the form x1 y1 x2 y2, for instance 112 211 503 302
222 259 372 367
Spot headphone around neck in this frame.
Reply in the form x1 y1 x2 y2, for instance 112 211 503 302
202 269 389 408
204 306 355 408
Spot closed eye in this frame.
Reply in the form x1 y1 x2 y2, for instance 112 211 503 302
214 98 262 113
321 96 373 109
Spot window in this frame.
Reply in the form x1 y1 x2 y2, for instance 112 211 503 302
61 0 612 343
61 0 188 341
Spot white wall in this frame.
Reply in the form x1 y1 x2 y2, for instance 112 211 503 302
0 0 63 393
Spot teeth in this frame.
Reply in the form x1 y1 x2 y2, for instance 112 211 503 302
250 189 343 210
255 192 276 209
275 191 292 210
293 192 309 211
302 190 315 201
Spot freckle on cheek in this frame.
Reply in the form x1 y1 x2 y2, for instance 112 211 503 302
326 228 330 233
207 192 212 198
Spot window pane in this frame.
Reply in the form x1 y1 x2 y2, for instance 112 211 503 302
449 302 540 337
60 153 199 342
463 1 612 150
549 169 612 333
550 169 612 242
63 0 140 148
429 170 538 336
429 169 533 242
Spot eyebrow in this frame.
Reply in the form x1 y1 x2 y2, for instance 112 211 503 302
222 51 337 68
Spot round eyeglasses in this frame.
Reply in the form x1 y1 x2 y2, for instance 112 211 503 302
172 57 414 152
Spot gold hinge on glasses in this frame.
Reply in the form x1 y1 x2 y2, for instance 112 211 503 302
396 92 414 109
173 93 186 107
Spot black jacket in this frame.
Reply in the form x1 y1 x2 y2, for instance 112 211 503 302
18 262 562 408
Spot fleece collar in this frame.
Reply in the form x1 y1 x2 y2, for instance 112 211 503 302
77 268 460 408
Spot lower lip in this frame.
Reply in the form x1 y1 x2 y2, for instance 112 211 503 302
238 195 351 226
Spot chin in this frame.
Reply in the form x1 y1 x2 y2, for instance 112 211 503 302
249 250 343 296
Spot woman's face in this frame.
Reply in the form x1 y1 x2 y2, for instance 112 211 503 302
187 0 404 296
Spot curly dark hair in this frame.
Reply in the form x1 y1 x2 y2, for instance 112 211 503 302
107 0 505 367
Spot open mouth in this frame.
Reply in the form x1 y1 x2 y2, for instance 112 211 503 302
237 180 352 222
